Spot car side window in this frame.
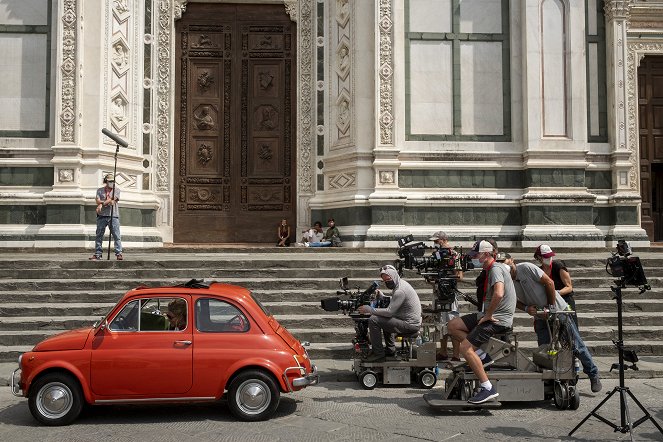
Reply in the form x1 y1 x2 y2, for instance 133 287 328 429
139 297 188 331
109 300 139 331
196 298 249 333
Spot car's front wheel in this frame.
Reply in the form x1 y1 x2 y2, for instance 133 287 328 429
227 370 280 421
28 372 83 426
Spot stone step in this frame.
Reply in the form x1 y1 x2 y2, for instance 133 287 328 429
0 287 654 304
1 339 662 363
0 312 658 333
0 275 660 291
0 299 661 317
3 325 657 347
1 265 661 279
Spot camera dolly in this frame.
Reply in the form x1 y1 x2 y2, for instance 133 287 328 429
352 327 438 390
425 311 579 411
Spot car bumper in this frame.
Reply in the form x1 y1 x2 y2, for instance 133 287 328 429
284 364 319 391
10 368 22 397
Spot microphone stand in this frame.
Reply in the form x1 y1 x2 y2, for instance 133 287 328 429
106 143 120 260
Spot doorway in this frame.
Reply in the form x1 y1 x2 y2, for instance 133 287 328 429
637 55 663 241
174 3 297 243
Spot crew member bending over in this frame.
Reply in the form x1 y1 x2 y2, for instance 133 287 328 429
448 240 517 404
358 265 422 362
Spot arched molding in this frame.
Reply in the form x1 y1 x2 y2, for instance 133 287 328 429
626 41 663 192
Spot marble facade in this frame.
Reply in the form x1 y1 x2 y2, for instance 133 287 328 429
0 0 659 248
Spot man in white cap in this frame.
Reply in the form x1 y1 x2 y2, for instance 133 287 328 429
534 244 578 326
448 240 517 404
90 173 123 260
503 255 602 393
358 265 422 362
429 231 462 361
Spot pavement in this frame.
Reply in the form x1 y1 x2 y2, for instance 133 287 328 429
1 359 663 441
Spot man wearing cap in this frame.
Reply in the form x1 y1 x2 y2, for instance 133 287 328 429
90 174 123 260
448 240 517 404
534 244 578 327
503 255 602 393
429 231 462 362
358 265 422 362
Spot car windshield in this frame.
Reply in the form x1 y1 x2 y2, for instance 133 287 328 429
250 293 271 317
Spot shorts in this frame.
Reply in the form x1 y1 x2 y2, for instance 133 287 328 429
460 313 511 348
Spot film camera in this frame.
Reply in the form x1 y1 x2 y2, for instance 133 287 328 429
320 277 390 315
320 277 390 356
394 235 477 312
606 240 650 293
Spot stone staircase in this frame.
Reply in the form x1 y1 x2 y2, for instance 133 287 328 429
1 249 662 376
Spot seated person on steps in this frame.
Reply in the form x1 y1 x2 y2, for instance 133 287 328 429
358 265 422 362
503 254 602 393
299 221 324 246
447 240 517 404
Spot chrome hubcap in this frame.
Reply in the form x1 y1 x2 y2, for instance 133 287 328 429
236 380 270 415
37 382 73 419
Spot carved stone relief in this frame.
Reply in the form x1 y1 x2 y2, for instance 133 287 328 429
379 170 395 185
58 169 74 183
330 0 353 149
378 0 394 145
193 105 216 130
198 143 213 165
58 0 78 143
197 70 214 92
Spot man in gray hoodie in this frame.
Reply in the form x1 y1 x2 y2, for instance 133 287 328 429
358 265 422 362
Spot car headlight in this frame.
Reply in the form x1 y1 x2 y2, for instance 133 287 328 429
18 354 22 370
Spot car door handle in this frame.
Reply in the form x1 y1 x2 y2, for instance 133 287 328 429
174 340 192 345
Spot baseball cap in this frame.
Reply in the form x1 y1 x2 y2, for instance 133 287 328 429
468 239 494 257
103 173 115 183
534 244 555 259
429 231 448 241
495 252 511 262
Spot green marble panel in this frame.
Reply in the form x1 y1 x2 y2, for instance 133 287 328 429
46 205 84 224
523 206 593 225
311 207 372 227
398 170 523 188
0 205 46 224
586 171 612 189
526 169 585 188
0 167 53 186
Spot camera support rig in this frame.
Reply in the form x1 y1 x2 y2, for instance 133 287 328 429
569 242 662 440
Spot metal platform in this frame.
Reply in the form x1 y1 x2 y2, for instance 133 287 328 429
424 392 502 410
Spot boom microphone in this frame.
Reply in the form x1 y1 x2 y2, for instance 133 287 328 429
101 128 128 147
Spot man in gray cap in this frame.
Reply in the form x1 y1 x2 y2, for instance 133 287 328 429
429 231 462 361
89 173 123 260
358 265 422 362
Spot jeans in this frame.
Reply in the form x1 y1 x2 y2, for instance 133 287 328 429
94 216 122 257
368 315 419 355
534 315 598 378
308 241 331 247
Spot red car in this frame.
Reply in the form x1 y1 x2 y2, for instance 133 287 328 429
11 280 318 425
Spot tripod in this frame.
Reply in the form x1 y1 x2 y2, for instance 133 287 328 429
568 282 663 440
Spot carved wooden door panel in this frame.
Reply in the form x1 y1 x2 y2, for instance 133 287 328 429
174 4 296 243
638 56 663 242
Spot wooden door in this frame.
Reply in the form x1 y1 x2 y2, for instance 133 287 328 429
637 56 663 241
174 4 296 243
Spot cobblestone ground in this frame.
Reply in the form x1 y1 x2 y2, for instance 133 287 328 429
1 377 662 441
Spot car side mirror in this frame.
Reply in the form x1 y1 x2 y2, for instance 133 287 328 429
95 319 108 335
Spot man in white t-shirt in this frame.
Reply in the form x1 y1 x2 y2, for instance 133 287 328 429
300 221 324 245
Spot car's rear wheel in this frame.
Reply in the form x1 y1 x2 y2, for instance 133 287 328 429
227 370 280 421
28 372 83 426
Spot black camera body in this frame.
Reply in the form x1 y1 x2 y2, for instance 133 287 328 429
394 235 477 312
606 240 650 292
320 279 390 315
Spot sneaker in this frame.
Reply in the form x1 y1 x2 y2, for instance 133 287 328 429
89 255 101 261
468 386 499 404
590 375 602 393
481 353 494 368
363 351 386 362
116 254 123 261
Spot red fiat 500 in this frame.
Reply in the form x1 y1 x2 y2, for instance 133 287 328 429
10 280 318 425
